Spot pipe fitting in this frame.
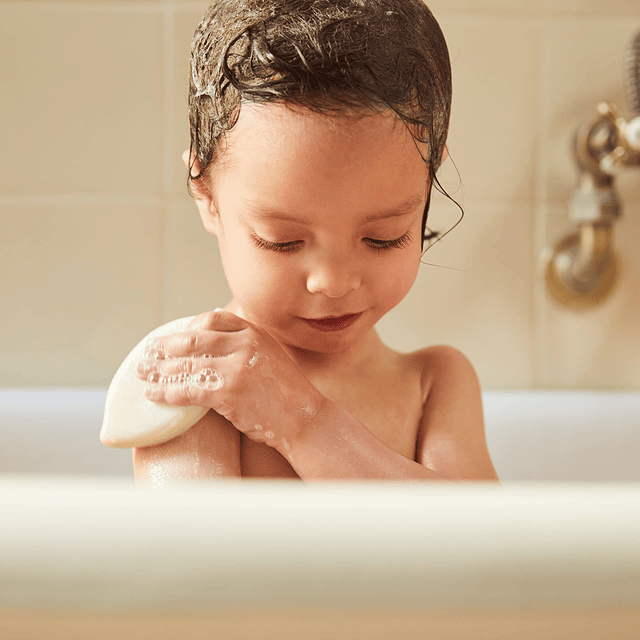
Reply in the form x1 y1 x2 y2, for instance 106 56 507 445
544 224 619 310
542 101 632 310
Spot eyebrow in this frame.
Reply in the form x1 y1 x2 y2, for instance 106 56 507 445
242 193 425 224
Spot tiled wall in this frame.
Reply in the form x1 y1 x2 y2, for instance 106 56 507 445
2 0 639 390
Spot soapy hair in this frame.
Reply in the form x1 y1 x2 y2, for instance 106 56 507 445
188 0 460 247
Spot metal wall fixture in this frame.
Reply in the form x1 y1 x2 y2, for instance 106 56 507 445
543 30 640 310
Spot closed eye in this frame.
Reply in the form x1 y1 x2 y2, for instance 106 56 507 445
365 230 414 251
250 230 414 253
250 234 301 253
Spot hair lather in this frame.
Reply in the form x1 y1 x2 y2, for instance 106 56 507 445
188 0 461 248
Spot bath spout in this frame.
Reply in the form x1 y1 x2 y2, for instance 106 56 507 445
543 29 640 309
543 106 624 309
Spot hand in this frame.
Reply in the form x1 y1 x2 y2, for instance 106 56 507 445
135 310 325 452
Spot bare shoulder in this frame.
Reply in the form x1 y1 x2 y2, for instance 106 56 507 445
418 344 479 385
414 345 499 481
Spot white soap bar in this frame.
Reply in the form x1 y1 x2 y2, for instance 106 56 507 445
100 316 209 449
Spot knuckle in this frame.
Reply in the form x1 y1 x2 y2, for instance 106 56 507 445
189 312 210 329
186 333 199 351
181 358 196 375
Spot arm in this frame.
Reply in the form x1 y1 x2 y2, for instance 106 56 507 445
133 409 241 487
138 312 497 482
415 346 499 481
279 346 499 481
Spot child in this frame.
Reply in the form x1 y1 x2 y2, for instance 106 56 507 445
101 0 499 485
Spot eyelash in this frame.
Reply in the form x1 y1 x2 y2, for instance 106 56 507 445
250 231 413 253
365 231 414 252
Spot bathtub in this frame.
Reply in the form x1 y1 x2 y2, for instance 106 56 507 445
0 387 638 481
1 388 639 639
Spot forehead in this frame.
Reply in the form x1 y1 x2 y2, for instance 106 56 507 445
212 102 429 215
222 101 426 167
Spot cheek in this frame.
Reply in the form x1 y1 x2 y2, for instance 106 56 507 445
227 250 297 306
377 252 421 304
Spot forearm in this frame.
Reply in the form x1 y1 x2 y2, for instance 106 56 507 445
133 410 241 487
278 399 447 481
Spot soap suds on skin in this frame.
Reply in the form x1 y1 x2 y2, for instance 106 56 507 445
246 353 260 368
194 368 224 391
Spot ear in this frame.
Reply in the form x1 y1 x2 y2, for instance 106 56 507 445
182 149 220 236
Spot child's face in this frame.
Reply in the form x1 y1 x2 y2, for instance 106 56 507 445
193 103 430 356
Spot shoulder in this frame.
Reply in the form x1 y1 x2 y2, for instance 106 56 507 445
408 344 481 404
414 345 499 481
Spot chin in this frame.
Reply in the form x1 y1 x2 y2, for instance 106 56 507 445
286 327 370 356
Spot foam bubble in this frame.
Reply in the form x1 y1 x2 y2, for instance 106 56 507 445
194 368 223 391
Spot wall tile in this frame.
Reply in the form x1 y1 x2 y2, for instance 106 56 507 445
376 196 535 389
429 0 543 16
0 4 163 195
0 198 163 386
170 10 207 197
162 195 232 322
437 15 541 204
545 0 640 16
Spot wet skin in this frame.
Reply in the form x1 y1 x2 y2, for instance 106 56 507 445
132 103 498 484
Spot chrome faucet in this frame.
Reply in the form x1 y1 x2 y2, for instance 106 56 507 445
543 30 640 309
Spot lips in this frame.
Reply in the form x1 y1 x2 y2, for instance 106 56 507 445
301 312 363 332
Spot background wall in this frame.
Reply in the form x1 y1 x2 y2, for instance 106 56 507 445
1 0 639 390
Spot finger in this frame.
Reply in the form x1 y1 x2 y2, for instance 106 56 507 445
135 353 222 380
150 329 236 358
145 368 224 405
145 377 209 407
188 309 248 332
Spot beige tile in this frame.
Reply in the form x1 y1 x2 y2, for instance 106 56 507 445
428 0 543 15
0 5 163 195
170 9 207 197
0 197 163 386
545 0 640 16
376 196 535 389
543 17 640 205
437 15 541 204
162 195 232 322
536 203 640 390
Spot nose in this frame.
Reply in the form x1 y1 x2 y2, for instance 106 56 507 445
306 253 361 298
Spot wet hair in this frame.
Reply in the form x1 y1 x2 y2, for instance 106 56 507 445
188 0 460 249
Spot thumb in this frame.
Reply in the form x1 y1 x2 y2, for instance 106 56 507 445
188 309 249 332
